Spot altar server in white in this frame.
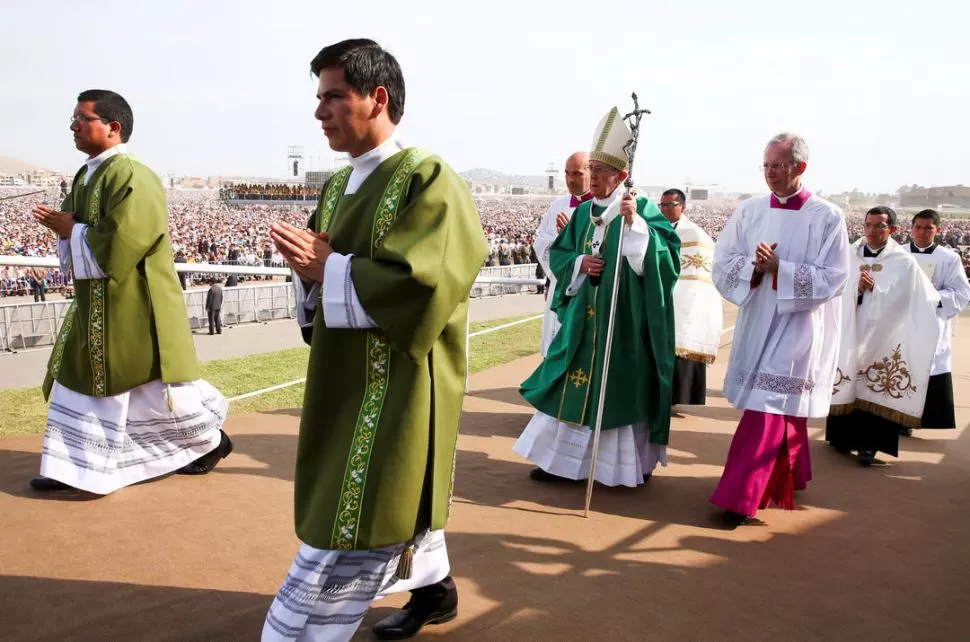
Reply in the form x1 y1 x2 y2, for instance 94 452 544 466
826 206 941 465
904 208 970 432
533 151 592 356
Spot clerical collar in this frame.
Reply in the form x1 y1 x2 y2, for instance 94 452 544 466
910 241 937 254
591 187 622 209
348 134 405 175
864 244 885 257
770 187 811 211
569 191 593 208
85 143 128 178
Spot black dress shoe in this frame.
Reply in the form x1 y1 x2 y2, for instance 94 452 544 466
177 430 233 475
858 450 877 466
721 510 760 527
899 427 913 437
529 467 581 483
30 476 73 492
373 579 458 640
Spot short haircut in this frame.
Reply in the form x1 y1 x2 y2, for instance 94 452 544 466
866 205 897 228
310 39 405 124
77 89 133 142
766 132 809 164
912 208 941 227
662 188 686 203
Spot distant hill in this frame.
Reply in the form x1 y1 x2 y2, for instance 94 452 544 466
0 156 47 175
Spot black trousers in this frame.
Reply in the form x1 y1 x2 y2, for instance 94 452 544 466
208 308 222 334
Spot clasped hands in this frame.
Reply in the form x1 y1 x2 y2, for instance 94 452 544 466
753 242 779 274
270 221 332 284
32 205 76 239
858 271 875 294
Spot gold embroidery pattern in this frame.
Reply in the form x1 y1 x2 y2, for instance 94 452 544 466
49 301 77 379
569 369 590 388
681 252 710 272
832 367 851 395
87 183 107 396
586 305 595 319
859 344 916 399
373 149 431 250
332 148 428 550
318 167 352 233
860 263 883 273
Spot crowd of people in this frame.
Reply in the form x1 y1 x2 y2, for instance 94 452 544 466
219 183 318 201
4 186 970 300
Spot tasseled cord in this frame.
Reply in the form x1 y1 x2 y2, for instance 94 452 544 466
166 385 176 413
396 543 415 580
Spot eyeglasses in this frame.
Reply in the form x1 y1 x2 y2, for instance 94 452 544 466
659 202 683 208
589 166 619 176
70 114 110 127
863 223 890 230
760 163 793 172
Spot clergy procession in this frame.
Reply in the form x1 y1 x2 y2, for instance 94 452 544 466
11 33 970 642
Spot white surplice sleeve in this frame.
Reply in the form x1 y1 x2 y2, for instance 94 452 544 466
935 250 970 320
533 203 560 278
322 252 378 329
712 208 758 306
621 215 650 277
292 272 320 328
775 215 851 315
69 224 108 280
57 238 71 275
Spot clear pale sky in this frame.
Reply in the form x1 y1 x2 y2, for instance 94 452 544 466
0 0 964 193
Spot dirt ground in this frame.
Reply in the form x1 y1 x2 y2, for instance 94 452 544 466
2 327 968 641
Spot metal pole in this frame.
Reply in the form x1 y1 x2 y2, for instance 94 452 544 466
582 213 627 518
464 313 470 393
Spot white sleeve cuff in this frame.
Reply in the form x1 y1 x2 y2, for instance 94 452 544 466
292 271 321 327
70 223 107 280
565 255 587 296
322 252 378 329
621 216 650 277
57 238 72 275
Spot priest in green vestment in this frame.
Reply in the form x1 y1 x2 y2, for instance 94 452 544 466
262 39 488 642
514 106 681 487
30 89 231 496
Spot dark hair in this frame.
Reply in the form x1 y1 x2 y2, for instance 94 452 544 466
866 205 897 228
662 188 686 203
77 89 133 142
913 208 941 227
310 39 405 124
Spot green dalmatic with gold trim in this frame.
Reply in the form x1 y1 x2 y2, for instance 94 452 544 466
44 154 199 400
295 148 488 552
520 196 680 444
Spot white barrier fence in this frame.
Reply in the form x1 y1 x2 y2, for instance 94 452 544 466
0 257 545 352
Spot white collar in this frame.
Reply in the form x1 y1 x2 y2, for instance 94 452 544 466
591 186 623 208
590 186 626 227
86 143 127 173
773 186 804 204
913 241 935 251
348 134 405 174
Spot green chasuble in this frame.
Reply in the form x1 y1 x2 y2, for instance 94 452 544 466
296 148 488 551
43 153 200 399
520 196 680 444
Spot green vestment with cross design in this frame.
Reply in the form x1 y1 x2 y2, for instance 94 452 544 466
295 148 489 551
520 196 680 444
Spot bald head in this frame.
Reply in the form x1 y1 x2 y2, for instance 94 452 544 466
564 151 590 197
